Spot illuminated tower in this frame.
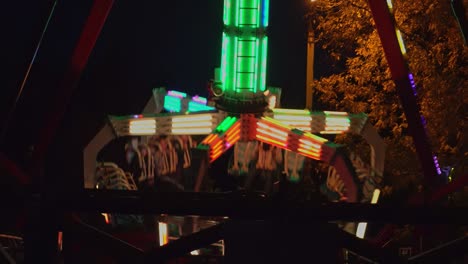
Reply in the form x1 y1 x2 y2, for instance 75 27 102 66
214 0 270 113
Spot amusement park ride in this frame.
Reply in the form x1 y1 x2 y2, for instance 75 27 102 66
87 0 387 205
3 0 466 263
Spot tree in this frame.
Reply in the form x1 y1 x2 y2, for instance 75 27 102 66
307 0 467 190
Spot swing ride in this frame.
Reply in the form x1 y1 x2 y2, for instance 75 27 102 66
89 0 386 205
77 0 452 260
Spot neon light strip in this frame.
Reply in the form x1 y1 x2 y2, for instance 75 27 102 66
299 139 322 149
324 111 348 116
302 132 329 143
261 117 291 130
395 29 407 55
257 128 288 141
172 122 212 128
274 115 312 121
257 122 289 137
260 37 268 92
233 36 238 91
253 38 259 93
256 134 287 148
386 0 393 11
167 90 187 98
172 114 213 123
221 33 228 88
172 128 212 134
297 148 321 160
274 108 311 114
226 132 241 143
192 95 207 104
263 0 269 27
202 134 217 145
158 222 168 246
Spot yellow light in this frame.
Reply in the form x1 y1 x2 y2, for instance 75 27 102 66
172 114 213 123
395 29 407 55
274 108 310 114
297 148 321 158
257 128 288 141
171 128 213 134
371 189 380 204
256 134 287 148
158 222 168 246
190 250 200 255
302 132 328 143
386 0 393 10
320 130 347 134
274 115 312 121
171 121 213 128
323 111 348 116
299 138 322 148
257 122 289 137
259 117 292 130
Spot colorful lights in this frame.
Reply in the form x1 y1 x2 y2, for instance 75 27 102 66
220 0 269 97
188 101 215 112
164 95 182 112
171 114 215 135
273 108 312 131
198 116 241 162
167 90 187 98
129 119 156 135
321 111 350 134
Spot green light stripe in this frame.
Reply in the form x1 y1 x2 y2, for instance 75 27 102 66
260 37 268 91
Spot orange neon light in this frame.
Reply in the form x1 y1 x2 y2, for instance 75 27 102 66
320 130 347 134
225 130 241 143
212 140 223 150
260 117 292 130
101 213 110 224
302 132 328 143
203 134 217 145
226 136 240 145
210 150 223 161
299 139 322 149
297 148 321 159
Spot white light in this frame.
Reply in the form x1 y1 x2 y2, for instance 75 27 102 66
158 222 168 246
356 223 367 239
356 189 381 239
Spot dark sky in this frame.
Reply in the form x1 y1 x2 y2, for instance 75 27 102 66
1 0 310 186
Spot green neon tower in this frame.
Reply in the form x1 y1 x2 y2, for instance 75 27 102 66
214 0 269 113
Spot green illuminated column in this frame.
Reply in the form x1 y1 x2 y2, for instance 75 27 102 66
220 0 269 102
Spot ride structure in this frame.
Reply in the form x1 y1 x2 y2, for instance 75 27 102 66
90 0 386 204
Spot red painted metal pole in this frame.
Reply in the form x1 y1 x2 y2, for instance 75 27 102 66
367 0 441 190
29 0 114 181
0 152 30 184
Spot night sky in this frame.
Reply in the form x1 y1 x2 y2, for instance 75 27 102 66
1 1 311 187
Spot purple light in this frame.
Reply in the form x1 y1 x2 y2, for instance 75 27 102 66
225 142 231 148
133 114 143 118
433 155 442 175
420 115 427 127
408 73 417 96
